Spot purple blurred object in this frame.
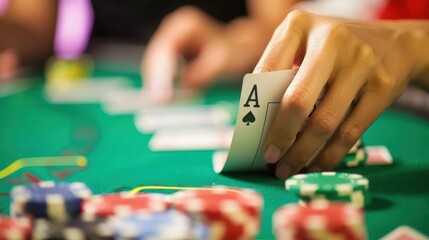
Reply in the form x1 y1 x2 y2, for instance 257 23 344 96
0 0 9 15
54 0 94 59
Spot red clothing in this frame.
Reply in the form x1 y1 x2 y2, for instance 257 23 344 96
378 0 429 19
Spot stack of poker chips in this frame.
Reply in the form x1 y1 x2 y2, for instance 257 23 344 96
7 181 264 239
273 199 367 240
172 186 263 240
285 172 370 209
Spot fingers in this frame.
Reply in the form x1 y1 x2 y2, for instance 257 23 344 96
141 7 220 101
275 66 369 179
264 42 337 167
142 38 178 103
253 10 308 73
309 71 396 171
0 49 19 82
181 41 226 88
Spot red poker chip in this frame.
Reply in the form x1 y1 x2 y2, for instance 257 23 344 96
0 217 31 239
273 200 367 240
82 192 168 217
172 186 263 240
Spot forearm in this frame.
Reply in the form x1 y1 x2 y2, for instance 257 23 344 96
385 20 429 90
220 0 296 75
1 0 57 65
0 20 54 64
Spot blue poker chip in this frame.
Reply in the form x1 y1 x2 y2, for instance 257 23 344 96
32 215 113 240
111 210 209 240
10 181 92 222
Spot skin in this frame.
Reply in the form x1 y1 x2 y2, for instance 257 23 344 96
142 0 295 102
254 10 429 179
0 0 57 81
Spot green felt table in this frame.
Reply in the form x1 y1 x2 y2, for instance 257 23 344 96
0 64 428 240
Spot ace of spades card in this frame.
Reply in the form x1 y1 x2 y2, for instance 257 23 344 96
213 69 298 173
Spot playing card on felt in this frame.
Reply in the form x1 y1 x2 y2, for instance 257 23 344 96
44 77 132 103
101 88 204 115
134 104 233 133
213 69 298 173
380 226 429 240
149 127 234 151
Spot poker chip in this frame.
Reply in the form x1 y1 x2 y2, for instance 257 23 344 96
172 186 263 240
338 140 367 168
285 172 370 208
10 181 92 222
111 210 208 240
0 216 31 240
82 192 169 217
32 215 113 240
338 150 367 168
273 200 367 240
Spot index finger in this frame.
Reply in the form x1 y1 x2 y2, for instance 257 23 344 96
141 7 216 103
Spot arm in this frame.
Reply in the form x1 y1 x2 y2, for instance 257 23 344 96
254 11 429 179
0 0 57 65
141 0 296 102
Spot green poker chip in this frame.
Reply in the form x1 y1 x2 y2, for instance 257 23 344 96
337 139 368 169
337 149 368 168
347 139 364 154
285 172 369 197
298 190 372 208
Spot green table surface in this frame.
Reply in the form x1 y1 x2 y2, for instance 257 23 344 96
1 65 428 240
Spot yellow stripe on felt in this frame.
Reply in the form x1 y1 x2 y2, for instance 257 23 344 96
0 156 87 179
129 185 241 195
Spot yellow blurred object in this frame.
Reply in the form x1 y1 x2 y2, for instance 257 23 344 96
45 54 94 91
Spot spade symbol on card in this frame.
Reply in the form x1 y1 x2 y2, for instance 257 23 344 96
242 111 256 126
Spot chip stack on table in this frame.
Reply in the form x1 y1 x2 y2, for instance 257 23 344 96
10 181 93 222
285 172 370 209
10 182 270 239
110 210 209 240
273 200 367 240
32 215 113 240
82 192 169 217
172 186 263 240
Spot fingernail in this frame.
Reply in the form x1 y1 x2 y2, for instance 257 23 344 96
308 165 322 173
276 163 292 179
264 145 282 163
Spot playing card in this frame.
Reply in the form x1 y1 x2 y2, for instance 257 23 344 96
380 225 429 240
365 145 393 165
0 78 33 98
213 69 299 173
44 77 132 103
134 104 233 133
149 127 234 151
101 88 204 115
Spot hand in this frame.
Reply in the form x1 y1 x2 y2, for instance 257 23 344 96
142 6 269 103
255 10 426 179
0 49 19 82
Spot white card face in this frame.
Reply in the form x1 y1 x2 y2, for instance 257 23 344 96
149 127 234 151
213 69 298 173
0 78 33 98
44 77 132 104
101 88 203 115
380 225 429 240
365 145 393 165
134 105 233 133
